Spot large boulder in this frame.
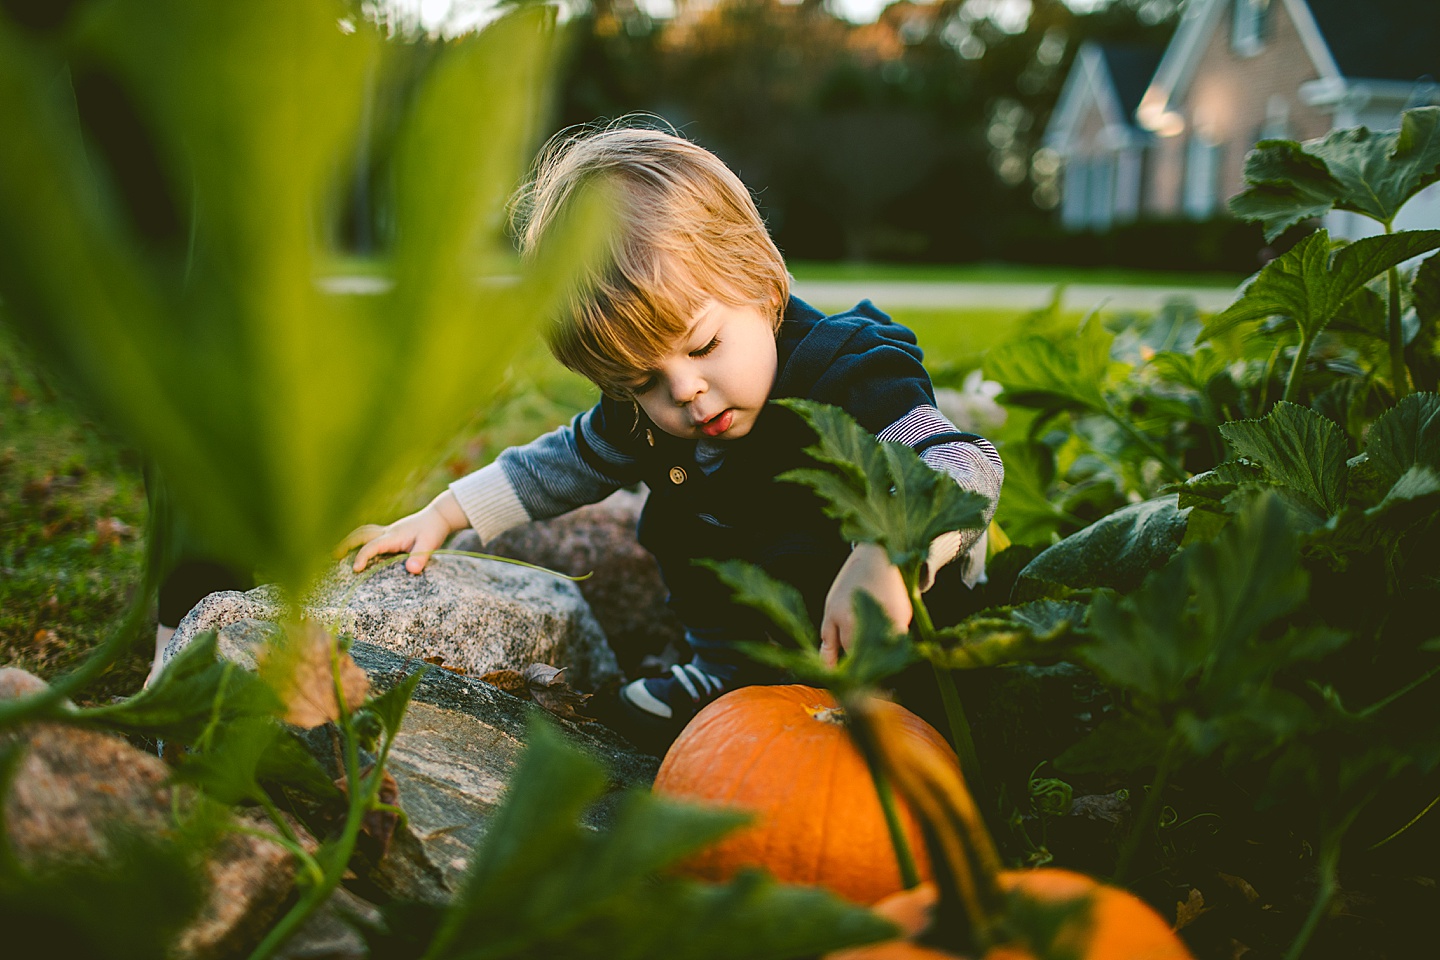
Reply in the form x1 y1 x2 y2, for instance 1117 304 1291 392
164 551 618 689
0 667 309 960
461 488 685 676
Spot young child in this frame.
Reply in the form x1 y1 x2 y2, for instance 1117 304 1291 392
348 125 1003 741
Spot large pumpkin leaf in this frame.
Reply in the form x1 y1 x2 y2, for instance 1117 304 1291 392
1229 138 1346 241
422 718 896 960
1198 230 1440 346
1230 106 1440 238
984 315 1119 415
1354 392 1440 490
1218 402 1350 519
1014 494 1189 599
776 400 991 574
0 2 591 592
1062 495 1341 773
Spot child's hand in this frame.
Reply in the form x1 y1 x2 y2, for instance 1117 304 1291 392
819 543 912 668
338 490 469 575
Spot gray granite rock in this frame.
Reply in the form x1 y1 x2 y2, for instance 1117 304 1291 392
188 629 660 904
0 667 309 960
330 641 661 901
166 551 618 689
458 488 686 676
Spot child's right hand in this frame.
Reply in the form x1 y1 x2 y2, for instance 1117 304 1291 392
338 489 470 575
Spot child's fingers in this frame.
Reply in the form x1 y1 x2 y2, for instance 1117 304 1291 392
353 530 407 573
819 620 841 669
336 524 386 559
403 530 445 575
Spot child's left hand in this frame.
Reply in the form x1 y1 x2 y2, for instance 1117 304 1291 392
820 543 912 668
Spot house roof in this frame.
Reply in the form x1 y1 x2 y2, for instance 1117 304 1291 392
1044 41 1163 151
1138 0 1437 131
1098 43 1165 119
1305 0 1440 85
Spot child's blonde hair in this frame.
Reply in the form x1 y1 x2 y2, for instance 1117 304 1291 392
512 121 789 398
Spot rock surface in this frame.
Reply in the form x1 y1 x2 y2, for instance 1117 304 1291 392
194 627 662 903
0 667 307 960
165 551 619 689
314 641 662 902
461 488 686 675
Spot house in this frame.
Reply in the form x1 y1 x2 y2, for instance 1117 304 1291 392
1045 0 1440 237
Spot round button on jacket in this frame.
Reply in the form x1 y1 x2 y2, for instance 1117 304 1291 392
668 466 687 485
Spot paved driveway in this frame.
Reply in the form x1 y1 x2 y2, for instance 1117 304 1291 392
791 280 1239 314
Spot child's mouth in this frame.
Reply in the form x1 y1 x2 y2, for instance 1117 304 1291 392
700 409 734 437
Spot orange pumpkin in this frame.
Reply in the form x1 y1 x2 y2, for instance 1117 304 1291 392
824 697 1194 960
652 684 956 904
828 872 1192 960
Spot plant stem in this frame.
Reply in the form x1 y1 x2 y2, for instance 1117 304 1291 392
245 638 381 960
852 719 921 889
1106 404 1187 483
1113 733 1181 885
1284 838 1341 960
1282 334 1314 405
1384 220 1412 399
906 578 986 798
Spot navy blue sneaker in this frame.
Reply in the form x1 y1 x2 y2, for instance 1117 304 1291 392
617 659 736 732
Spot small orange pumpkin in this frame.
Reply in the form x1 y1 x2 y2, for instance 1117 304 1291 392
652 684 956 904
824 698 1193 960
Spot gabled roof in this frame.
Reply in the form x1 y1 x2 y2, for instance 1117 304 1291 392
1138 0 1437 130
1044 41 1162 150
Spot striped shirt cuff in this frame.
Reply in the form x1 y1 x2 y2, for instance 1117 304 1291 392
449 462 532 546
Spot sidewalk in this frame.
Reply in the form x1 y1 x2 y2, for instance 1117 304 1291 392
790 280 1238 314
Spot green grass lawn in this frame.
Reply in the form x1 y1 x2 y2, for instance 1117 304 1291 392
0 329 151 701
789 259 1246 288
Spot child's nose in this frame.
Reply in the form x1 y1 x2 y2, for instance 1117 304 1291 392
668 370 705 406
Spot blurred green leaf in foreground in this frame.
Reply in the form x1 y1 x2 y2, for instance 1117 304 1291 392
0 0 599 594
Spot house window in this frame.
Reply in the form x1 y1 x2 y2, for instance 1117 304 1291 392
1184 134 1222 219
1062 157 1091 231
1261 94 1290 141
1232 0 1269 57
1087 154 1117 231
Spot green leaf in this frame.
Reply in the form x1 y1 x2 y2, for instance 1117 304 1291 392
1308 106 1440 226
1415 252 1440 325
1199 230 1440 345
173 715 282 805
1014 494 1189 599
0 4 587 592
1356 392 1440 489
1055 715 1168 775
70 630 280 743
1310 465 1440 564
1147 347 1229 395
776 400 991 573
1218 402 1349 518
365 663 432 738
698 559 819 651
840 591 917 688
1231 107 1440 237
920 599 1083 670
1229 138 1346 241
0 829 207 960
984 316 1118 414
424 718 894 960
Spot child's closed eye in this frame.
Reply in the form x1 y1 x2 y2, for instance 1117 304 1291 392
690 337 720 358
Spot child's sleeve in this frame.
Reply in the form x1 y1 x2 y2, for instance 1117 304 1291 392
876 404 1004 588
448 402 644 545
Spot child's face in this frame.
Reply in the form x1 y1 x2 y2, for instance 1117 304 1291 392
628 299 778 441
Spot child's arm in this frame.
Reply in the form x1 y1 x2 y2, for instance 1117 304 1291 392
819 405 1004 665
344 403 644 574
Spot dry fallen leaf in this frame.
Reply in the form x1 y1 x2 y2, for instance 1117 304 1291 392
479 664 596 722
93 516 134 550
422 654 467 675
1174 886 1208 930
1217 871 1262 905
260 621 370 728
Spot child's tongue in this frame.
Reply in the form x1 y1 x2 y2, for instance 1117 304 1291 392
701 409 734 437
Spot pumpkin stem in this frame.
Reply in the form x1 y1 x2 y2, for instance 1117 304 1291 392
845 709 922 890
848 695 1009 953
